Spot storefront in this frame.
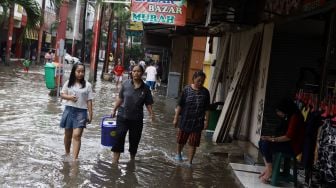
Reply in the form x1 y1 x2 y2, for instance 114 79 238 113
262 19 325 137
208 0 336 185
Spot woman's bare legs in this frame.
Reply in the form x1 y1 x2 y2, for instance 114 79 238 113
64 129 73 156
259 158 272 183
72 128 84 160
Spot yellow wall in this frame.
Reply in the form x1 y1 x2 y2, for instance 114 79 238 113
203 60 211 89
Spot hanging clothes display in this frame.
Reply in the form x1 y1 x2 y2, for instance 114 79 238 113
302 111 321 172
294 83 336 185
294 88 322 184
295 90 320 169
316 119 336 184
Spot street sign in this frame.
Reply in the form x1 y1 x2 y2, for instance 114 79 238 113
131 0 187 26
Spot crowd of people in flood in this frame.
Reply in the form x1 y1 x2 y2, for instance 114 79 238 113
108 56 162 93
57 54 334 186
59 58 210 169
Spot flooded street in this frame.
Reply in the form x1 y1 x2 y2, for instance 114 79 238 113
0 63 241 187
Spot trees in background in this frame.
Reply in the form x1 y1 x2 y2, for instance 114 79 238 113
0 0 64 64
36 0 62 64
0 0 41 64
99 2 131 78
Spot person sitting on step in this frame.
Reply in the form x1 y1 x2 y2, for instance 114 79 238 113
258 98 305 183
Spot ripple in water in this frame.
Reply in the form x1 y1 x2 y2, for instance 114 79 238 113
0 64 240 187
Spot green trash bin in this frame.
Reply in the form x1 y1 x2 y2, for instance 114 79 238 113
208 110 221 131
44 63 56 89
207 102 224 131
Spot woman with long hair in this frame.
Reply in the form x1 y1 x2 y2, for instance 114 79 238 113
60 63 93 161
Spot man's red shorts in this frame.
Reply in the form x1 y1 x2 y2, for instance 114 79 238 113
177 129 202 147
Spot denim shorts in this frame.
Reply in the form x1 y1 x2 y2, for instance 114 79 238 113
60 106 88 129
146 81 156 90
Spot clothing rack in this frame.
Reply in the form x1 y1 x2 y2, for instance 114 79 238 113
295 83 336 186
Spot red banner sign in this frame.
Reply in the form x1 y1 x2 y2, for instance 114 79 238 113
131 0 187 26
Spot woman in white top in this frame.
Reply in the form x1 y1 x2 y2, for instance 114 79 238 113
60 63 93 160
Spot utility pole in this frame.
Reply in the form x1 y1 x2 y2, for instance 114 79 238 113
54 0 69 63
37 0 46 65
5 5 14 65
71 0 81 57
102 4 114 78
51 0 69 96
116 20 121 61
81 0 88 63
89 0 131 82
89 3 103 82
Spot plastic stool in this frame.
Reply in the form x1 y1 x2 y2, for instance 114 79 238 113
271 152 298 187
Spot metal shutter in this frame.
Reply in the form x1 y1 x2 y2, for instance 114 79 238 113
262 21 324 136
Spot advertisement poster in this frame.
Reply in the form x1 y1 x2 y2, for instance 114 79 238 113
131 0 187 26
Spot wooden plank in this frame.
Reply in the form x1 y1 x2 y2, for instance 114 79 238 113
222 33 241 99
209 35 230 103
231 33 263 140
214 23 265 143
209 36 228 102
220 33 263 143
220 33 243 101
234 58 259 140
212 31 255 142
249 23 274 146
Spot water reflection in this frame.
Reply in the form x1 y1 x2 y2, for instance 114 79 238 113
0 64 240 187
89 158 139 187
168 166 194 187
59 160 81 187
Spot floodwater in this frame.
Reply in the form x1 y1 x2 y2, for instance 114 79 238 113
0 63 241 187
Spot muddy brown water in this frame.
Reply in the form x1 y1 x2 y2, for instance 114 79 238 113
0 64 241 187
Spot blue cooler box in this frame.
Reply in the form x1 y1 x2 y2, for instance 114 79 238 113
101 116 117 147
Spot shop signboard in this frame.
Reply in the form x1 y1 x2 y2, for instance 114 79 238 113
131 0 187 26
264 0 327 19
130 21 143 31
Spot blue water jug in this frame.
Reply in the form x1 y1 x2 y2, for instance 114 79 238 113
101 116 117 147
